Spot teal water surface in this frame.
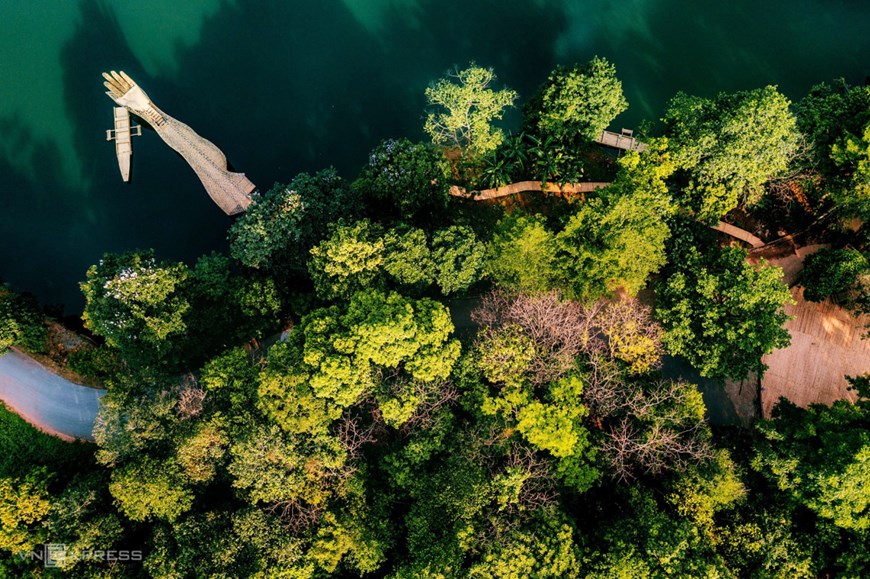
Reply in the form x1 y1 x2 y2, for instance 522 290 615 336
1 0 868 311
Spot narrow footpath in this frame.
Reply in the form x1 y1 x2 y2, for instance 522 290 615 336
0 350 104 441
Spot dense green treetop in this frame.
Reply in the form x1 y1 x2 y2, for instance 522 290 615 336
0 468 52 553
663 85 800 220
0 288 46 354
308 220 386 301
229 169 361 271
108 456 194 523
656 224 793 380
753 376 870 535
260 289 460 424
464 508 582 578
354 138 451 223
309 219 486 300
424 63 518 159
81 250 284 370
801 247 869 304
81 250 190 366
795 80 870 169
525 56 628 142
430 225 488 296
44 471 125 573
831 122 870 220
584 486 734 578
382 227 436 292
186 252 284 353
487 212 559 295
793 81 870 222
555 140 676 300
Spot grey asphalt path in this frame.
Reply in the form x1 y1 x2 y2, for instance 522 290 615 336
0 350 105 441
660 355 740 426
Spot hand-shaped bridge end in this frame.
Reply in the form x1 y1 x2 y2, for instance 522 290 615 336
102 70 151 112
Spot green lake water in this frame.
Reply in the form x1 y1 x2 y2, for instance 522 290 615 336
1 0 868 312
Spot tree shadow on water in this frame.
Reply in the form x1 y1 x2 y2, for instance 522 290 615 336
42 0 571 312
0 120 82 310
53 0 237 313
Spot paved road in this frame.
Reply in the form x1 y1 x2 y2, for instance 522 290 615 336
660 355 742 426
0 350 104 441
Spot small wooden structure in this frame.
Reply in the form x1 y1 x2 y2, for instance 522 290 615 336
595 128 647 152
106 107 142 182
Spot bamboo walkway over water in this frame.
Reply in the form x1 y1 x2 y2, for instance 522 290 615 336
102 71 254 215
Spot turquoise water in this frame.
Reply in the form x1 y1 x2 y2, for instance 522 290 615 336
1 0 868 311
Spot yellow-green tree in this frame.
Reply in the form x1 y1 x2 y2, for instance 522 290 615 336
663 86 800 221
752 376 870 533
0 470 51 553
487 213 559 295
108 457 194 523
656 223 793 381
555 141 676 300
81 250 190 366
259 290 460 427
831 122 870 219
525 56 628 142
424 63 518 159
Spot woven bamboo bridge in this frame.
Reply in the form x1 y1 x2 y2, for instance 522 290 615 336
102 70 255 215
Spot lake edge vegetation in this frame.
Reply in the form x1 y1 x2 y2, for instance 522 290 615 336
2 59 870 577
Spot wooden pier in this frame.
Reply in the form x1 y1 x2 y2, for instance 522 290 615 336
106 107 141 182
595 128 647 152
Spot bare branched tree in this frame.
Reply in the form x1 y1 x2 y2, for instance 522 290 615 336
461 439 559 542
473 291 666 385
400 378 460 434
473 291 601 385
599 380 715 481
473 291 710 483
581 353 625 418
267 499 323 533
336 414 380 461
176 374 206 419
502 445 558 512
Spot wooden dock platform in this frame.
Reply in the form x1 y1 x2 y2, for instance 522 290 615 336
106 107 141 182
595 128 647 152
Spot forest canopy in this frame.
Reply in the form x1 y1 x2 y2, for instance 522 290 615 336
2 59 869 578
